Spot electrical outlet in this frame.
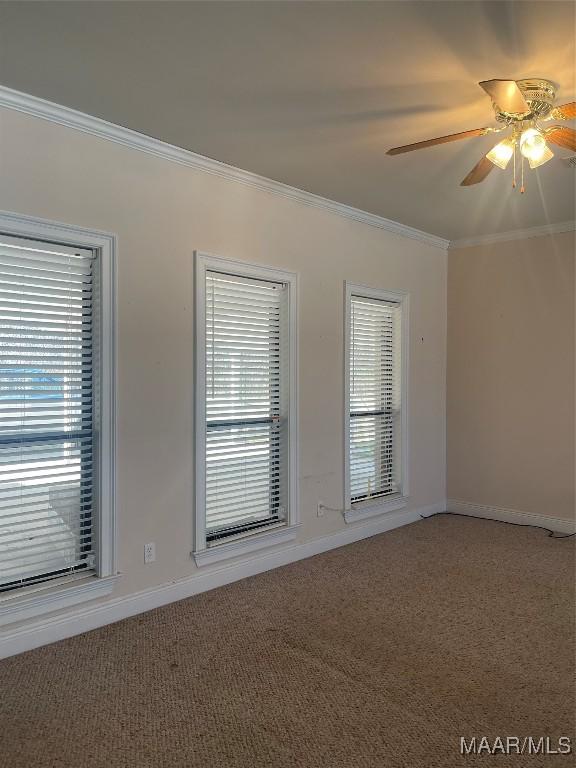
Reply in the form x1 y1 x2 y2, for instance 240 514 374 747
144 542 156 563
317 502 325 517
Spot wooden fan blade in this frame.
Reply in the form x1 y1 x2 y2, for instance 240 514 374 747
553 102 576 120
387 127 490 155
479 79 529 114
546 126 576 152
460 156 495 186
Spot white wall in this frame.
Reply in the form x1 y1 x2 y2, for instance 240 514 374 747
0 107 447 646
448 232 575 521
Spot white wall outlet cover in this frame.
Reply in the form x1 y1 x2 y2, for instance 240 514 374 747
144 542 156 563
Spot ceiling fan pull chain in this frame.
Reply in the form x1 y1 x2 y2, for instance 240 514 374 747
520 155 525 194
512 143 517 188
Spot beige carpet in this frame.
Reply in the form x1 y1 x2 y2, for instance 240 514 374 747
0 515 574 768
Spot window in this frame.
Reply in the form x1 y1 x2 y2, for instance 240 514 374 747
0 214 116 625
194 253 298 565
344 283 408 522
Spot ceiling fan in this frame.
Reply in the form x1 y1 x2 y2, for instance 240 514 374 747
387 79 575 191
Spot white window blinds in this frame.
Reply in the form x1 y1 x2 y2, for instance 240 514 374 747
0 237 95 590
349 294 401 503
204 270 286 541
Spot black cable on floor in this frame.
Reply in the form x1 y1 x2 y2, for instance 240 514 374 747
420 510 576 539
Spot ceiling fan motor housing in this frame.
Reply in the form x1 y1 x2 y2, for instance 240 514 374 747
495 78 556 121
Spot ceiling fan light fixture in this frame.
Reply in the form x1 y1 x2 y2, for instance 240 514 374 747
520 127 547 161
386 77 575 191
528 144 554 169
486 138 514 169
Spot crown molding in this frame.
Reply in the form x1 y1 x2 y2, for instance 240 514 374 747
0 85 449 250
449 220 576 249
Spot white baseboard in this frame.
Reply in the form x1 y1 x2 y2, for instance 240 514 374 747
446 499 576 535
0 501 444 659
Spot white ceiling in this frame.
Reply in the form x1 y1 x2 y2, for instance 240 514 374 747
0 1 574 240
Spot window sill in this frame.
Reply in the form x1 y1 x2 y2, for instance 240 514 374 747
344 495 408 524
0 573 120 628
193 523 301 567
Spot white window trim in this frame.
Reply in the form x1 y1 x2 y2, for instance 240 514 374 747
343 281 410 524
0 210 118 626
193 251 299 567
